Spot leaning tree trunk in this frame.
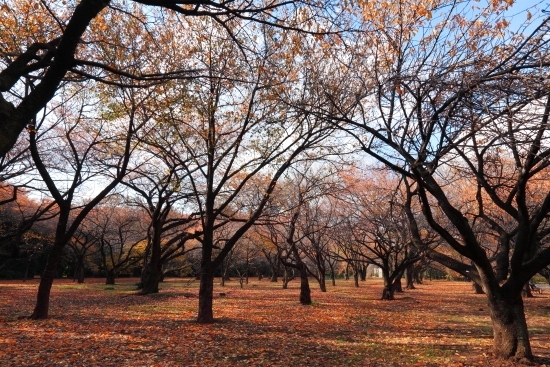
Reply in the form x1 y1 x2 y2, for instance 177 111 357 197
30 241 65 319
30 208 71 320
488 293 532 361
473 282 485 294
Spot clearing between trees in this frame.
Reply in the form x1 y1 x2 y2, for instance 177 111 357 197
0 278 549 367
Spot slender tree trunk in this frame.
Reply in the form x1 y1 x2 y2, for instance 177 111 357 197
318 275 327 292
488 294 532 361
30 208 70 319
353 270 359 288
345 263 349 280
197 268 214 323
405 264 415 289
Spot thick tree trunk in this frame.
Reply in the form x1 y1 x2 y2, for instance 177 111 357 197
299 265 311 305
353 270 359 287
381 285 395 300
139 237 162 294
197 270 214 323
382 275 394 300
139 263 160 295
105 270 116 285
488 295 532 361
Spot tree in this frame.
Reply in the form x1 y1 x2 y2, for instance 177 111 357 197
318 2 550 359
67 226 98 284
89 202 147 285
144 18 339 322
27 83 141 319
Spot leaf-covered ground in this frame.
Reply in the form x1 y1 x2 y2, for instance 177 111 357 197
1 278 549 367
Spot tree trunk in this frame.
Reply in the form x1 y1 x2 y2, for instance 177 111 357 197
473 282 485 294
318 274 327 292
299 265 311 305
139 263 160 294
405 264 415 289
23 259 31 282
353 270 359 287
139 237 162 294
488 294 532 361
522 283 533 298
30 242 65 319
197 269 214 323
105 270 116 285
282 267 292 289
359 265 367 281
393 277 403 293
382 285 395 300
382 274 394 300
77 257 85 284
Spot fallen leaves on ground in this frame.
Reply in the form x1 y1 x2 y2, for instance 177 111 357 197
0 278 549 366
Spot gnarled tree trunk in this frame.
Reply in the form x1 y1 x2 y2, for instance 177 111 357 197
488 294 532 361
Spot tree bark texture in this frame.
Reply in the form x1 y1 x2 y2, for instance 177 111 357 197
488 295 532 361
197 270 214 323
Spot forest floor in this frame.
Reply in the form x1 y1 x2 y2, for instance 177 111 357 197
0 277 549 367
